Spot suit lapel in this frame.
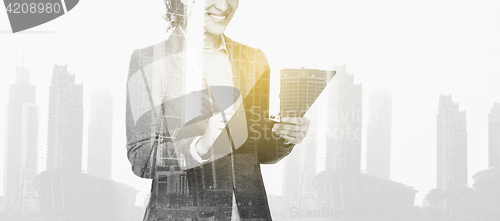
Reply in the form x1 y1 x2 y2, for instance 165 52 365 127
224 35 251 100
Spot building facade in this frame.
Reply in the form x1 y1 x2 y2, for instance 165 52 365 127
280 68 328 118
4 66 39 198
87 88 114 180
46 64 84 172
472 168 500 209
436 95 468 194
489 102 500 168
325 65 362 172
366 89 393 180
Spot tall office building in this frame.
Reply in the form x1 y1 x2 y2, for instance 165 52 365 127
280 68 329 199
489 102 500 168
46 64 84 172
366 89 393 180
436 95 467 194
3 67 39 197
87 89 114 180
280 68 329 118
325 65 362 172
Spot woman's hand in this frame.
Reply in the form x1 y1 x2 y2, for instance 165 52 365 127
195 103 247 157
272 117 310 144
196 108 235 156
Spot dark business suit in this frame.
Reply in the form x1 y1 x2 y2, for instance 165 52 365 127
126 28 294 220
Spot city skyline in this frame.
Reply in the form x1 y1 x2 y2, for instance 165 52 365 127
1 62 498 204
1 66 121 179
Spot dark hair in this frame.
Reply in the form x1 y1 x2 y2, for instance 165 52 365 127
163 0 186 32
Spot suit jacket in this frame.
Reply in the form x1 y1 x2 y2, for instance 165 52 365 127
126 29 294 220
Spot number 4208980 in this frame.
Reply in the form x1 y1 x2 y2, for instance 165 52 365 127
6 3 62 14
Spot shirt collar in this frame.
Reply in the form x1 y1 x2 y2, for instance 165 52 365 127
178 27 227 53
203 35 227 54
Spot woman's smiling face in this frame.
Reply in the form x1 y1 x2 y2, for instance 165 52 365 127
203 0 239 37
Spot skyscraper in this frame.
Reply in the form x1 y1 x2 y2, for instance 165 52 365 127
436 95 467 194
46 64 84 172
366 89 393 180
87 89 114 180
280 68 330 200
488 102 500 168
325 65 362 172
4 66 39 197
280 68 328 118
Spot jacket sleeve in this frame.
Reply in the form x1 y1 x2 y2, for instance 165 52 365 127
126 49 155 178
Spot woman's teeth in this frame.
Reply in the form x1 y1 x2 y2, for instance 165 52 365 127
209 14 226 22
